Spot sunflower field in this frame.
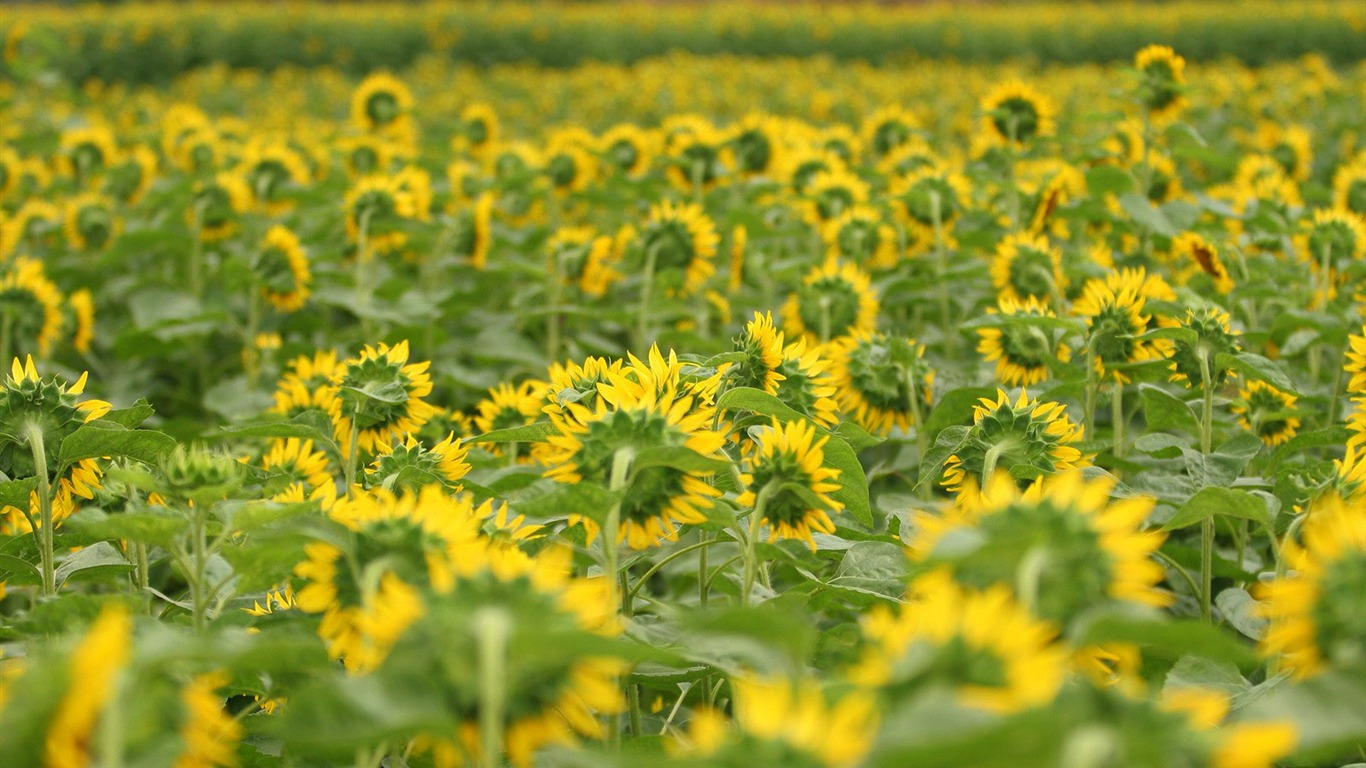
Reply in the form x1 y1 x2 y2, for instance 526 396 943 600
3 2 1366 766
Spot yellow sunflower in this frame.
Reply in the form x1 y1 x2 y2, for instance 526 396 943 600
1232 380 1300 447
45 605 132 768
1072 268 1178 384
940 390 1089 498
781 258 880 345
329 341 436 457
62 193 120 252
826 331 933 436
990 232 1067 307
720 311 787 395
547 227 620 298
0 257 65 358
636 200 720 297
822 206 899 270
473 379 549 462
1134 44 1188 122
188 172 252 242
255 224 311 313
979 80 1057 145
1171 233 1233 295
174 671 242 768
350 71 414 133
976 294 1072 387
738 418 842 550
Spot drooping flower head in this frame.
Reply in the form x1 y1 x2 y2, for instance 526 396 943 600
827 331 933 436
990 232 1067 307
329 341 436 457
1072 268 1178 383
781 259 880 345
635 200 720 297
1232 380 1300 447
254 224 312 313
979 81 1057 145
976 295 1072 388
1168 307 1241 389
1134 45 1188 122
738 418 843 550
940 390 1088 498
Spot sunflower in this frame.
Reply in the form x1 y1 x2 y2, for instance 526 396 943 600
543 347 725 549
1259 493 1366 678
774 338 841 429
395 544 622 768
547 227 619 298
189 172 252 242
59 124 121 184
338 134 399 178
1168 307 1241 388
451 192 494 270
67 289 95 354
0 257 65 358
1171 233 1233 295
0 200 63 256
1332 157 1366 222
822 206 898 270
1232 380 1300 447
44 605 132 768
854 568 1068 714
940 390 1089 498
1297 209 1366 301
175 671 242 768
1252 121 1313 183
781 146 848 196
1072 268 1178 384
915 470 1169 623
473 379 548 462
329 341 437 457
238 139 312 215
665 120 728 192
636 200 720 297
979 80 1057 145
677 676 877 768
1134 44 1188 122
738 418 842 550
344 173 419 256
294 485 485 672
800 167 869 226
728 225 747 292
63 193 120 252
976 295 1072 387
727 112 785 179
350 71 413 133
860 104 920 159
454 102 500 156
826 331 933 436
876 136 939 177
781 259 879 345
542 137 597 197
0 146 21 200
720 311 787 395
366 433 470 494
255 224 311 313
272 350 342 418
543 356 625 428
888 165 972 236
1022 160 1086 236
259 437 334 499
598 123 657 179
990 232 1067 306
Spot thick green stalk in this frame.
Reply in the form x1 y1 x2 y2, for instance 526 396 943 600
741 483 776 606
25 424 56 597
1199 354 1215 623
475 608 511 768
635 245 660 351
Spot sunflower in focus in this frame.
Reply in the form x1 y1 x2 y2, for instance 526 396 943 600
635 200 720 297
258 437 334 500
542 348 725 549
543 356 624 428
1232 381 1300 447
272 350 342 418
915 470 1169 624
254 224 311 313
826 331 933 436
366 433 470 494
1167 307 1241 389
774 338 841 429
853 568 1067 714
329 341 437 457
473 379 548 461
990 232 1067 306
1134 45 1188 122
1072 268 1177 384
979 81 1057 146
976 295 1072 387
940 390 1088 498
738 418 842 550
781 259 879 345
1259 492 1366 678
720 311 787 395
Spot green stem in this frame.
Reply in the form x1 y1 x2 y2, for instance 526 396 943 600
343 417 361 498
1153 548 1201 601
546 249 564 363
1111 383 1125 460
635 245 659 351
907 369 930 498
354 209 374 339
0 311 13 373
604 448 635 613
629 538 729 601
741 483 776 606
1199 353 1215 623
818 296 832 343
475 608 511 768
25 424 55 597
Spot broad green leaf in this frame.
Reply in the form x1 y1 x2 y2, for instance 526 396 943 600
215 411 337 450
54 541 133 587
1118 192 1179 237
631 445 732 476
715 386 809 424
469 421 558 444
0 477 38 512
58 425 177 469
100 398 156 429
1215 587 1267 641
1217 352 1297 393
1076 612 1259 669
0 553 41 585
1139 384 1200 436
1085 164 1135 197
922 387 998 440
822 437 872 527
1162 486 1272 531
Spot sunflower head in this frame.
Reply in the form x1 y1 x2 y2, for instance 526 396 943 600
1134 45 1188 121
1333 159 1366 220
351 72 413 132
1259 492 1366 678
330 341 436 457
254 224 311 313
1171 233 1233 295
1300 208 1366 269
63 194 119 252
1232 380 1300 447
802 168 869 225
548 227 619 298
1072 268 1177 384
599 123 656 178
345 174 418 255
728 113 784 177
940 390 1088 497
366 433 470 495
822 206 898 270
827 331 933 436
916 470 1169 624
474 379 548 461
853 568 1068 714
0 356 110 495
773 339 841 429
861 105 920 159
636 201 720 297
738 418 842 550
189 172 251 241
889 166 971 231
457 102 500 153
0 257 65 358
723 312 787 395
976 295 1071 388
781 259 880 345
980 81 1057 145
1168 307 1241 389
990 232 1066 306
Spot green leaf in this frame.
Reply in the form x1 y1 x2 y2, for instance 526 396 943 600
0 477 38 511
54 541 133 587
1140 384 1201 436
922 387 998 440
1270 425 1349 465
915 425 970 492
822 436 872 527
1118 192 1179 237
1085 164 1135 197
830 541 908 599
715 386 809 424
216 411 337 449
1164 655 1249 699
0 553 41 585
63 510 188 547
1162 486 1272 531
508 480 620 522
100 398 156 429
1215 587 1267 641
834 421 884 452
1242 668 1366 761
469 421 558 444
1217 352 1297 393
631 445 731 476
58 425 177 469
1133 432 1187 458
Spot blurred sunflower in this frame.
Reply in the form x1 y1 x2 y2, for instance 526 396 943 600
860 105 920 159
940 390 1088 497
635 200 719 297
1134 44 1188 122
822 206 898 270
450 192 494 270
979 81 1056 145
990 232 1067 307
189 172 252 242
0 257 65 358
781 259 879 345
1171 233 1233 295
1168 307 1241 389
62 193 120 252
254 224 311 313
1232 380 1300 447
344 173 418 256
547 227 619 298
826 331 933 436
976 295 1072 387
